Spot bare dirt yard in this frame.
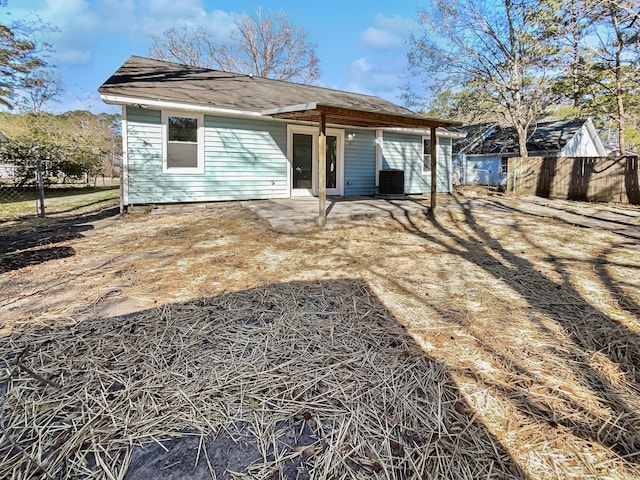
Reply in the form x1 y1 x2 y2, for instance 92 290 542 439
1 193 640 479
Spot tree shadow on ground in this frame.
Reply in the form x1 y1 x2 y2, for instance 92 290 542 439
0 246 76 274
0 205 119 256
482 196 640 326
509 196 640 240
0 279 525 480
383 195 640 468
595 242 640 321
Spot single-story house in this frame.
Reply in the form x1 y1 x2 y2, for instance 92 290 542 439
99 56 462 216
453 118 607 186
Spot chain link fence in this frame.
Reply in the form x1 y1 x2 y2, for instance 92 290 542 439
1 159 118 221
0 160 44 219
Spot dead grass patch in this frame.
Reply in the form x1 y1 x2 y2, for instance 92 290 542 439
1 195 640 479
1 280 518 479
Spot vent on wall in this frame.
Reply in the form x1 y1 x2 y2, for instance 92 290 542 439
378 169 404 195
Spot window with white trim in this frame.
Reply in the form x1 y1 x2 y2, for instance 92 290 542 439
422 137 434 174
500 157 509 175
163 112 204 174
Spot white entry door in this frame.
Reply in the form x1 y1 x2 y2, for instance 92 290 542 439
289 126 343 197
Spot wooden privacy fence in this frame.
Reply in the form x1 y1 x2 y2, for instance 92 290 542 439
507 156 640 205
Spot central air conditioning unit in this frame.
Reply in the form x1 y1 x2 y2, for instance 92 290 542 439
378 169 404 196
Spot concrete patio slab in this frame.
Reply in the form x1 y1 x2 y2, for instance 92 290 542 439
242 196 432 231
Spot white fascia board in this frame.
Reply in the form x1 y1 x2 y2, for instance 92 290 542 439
436 128 467 139
100 94 262 119
457 125 497 156
261 102 319 116
501 152 566 158
384 126 466 139
584 118 607 156
465 153 517 159
121 105 128 207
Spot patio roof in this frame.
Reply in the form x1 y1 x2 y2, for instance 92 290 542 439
262 102 462 129
262 103 457 227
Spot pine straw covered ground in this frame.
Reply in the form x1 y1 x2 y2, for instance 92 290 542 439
1 194 640 479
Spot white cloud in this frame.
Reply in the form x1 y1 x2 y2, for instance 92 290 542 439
23 0 98 66
361 27 403 49
99 0 230 41
359 14 415 50
97 0 235 40
374 14 416 33
57 49 92 65
346 55 409 104
326 14 417 104
350 57 373 74
22 0 237 66
41 0 100 33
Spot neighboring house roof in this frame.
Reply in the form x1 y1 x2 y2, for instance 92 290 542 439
453 118 600 156
99 56 460 129
604 144 639 156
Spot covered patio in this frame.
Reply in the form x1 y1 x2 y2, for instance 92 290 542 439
243 195 439 231
261 102 461 226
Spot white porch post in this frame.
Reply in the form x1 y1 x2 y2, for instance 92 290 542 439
318 112 327 227
375 129 383 187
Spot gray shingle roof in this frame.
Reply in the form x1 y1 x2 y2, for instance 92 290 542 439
453 119 589 155
99 56 419 118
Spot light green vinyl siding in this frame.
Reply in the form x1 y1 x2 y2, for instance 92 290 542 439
437 138 452 192
124 106 452 203
344 130 376 195
126 108 162 204
204 116 288 199
125 107 288 204
381 132 451 194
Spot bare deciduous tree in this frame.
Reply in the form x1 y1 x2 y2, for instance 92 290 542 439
149 25 212 68
583 0 639 154
0 3 44 109
150 9 320 84
550 0 639 153
1 2 63 113
408 0 559 157
18 68 64 113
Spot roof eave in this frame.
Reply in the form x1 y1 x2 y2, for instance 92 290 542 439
261 103 462 130
386 127 467 138
100 93 262 118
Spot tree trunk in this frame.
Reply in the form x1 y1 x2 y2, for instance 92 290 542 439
616 75 626 155
564 0 582 108
612 6 626 154
517 126 529 157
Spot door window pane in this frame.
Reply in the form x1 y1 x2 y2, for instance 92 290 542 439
326 136 337 189
293 133 313 189
423 138 432 174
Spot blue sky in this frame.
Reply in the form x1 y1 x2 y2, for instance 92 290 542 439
6 0 426 114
